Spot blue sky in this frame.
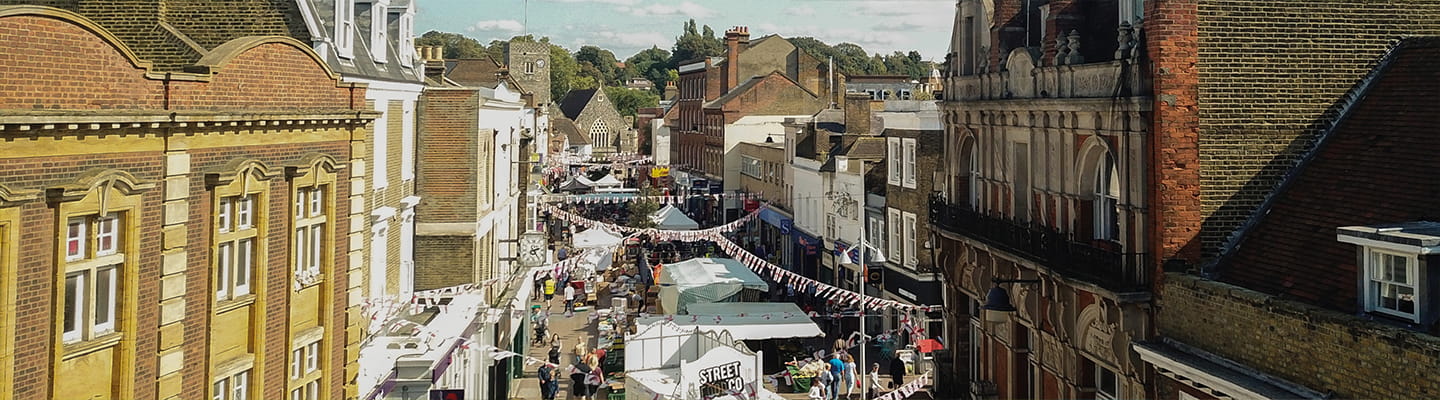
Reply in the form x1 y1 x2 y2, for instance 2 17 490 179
415 0 954 62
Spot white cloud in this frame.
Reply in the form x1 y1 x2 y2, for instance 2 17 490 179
620 1 715 18
577 30 672 49
785 6 817 16
546 0 640 5
466 19 524 34
853 0 950 17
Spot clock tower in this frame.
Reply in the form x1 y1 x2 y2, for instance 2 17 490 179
506 41 552 105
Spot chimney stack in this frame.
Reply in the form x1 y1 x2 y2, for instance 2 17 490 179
724 26 750 92
844 93 873 138
422 46 447 78
664 80 678 100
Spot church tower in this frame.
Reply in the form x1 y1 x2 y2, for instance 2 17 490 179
505 41 552 105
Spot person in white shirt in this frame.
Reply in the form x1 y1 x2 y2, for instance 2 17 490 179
564 284 577 313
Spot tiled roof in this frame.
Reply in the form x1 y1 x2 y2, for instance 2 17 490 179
1216 37 1440 312
552 117 587 145
843 137 887 159
558 88 598 120
445 58 505 87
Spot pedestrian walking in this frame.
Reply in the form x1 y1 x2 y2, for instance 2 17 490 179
539 363 558 400
868 363 883 398
817 364 836 400
569 362 592 400
564 283 577 313
828 354 845 400
549 342 562 364
543 277 557 311
842 353 857 399
534 273 547 302
888 356 906 389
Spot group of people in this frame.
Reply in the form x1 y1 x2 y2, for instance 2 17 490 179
533 265 591 315
537 337 609 400
808 345 911 400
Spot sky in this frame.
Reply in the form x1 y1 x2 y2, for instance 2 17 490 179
415 0 954 62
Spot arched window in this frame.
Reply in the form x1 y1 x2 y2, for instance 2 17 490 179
967 141 980 208
1093 155 1120 241
590 120 610 148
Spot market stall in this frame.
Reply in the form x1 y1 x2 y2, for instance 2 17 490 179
654 258 767 314
573 227 626 249
624 321 785 400
650 204 700 230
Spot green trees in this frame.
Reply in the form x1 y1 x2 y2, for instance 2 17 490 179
604 87 660 117
624 46 672 95
415 21 938 102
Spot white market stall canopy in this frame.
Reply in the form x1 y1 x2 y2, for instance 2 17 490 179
625 321 784 400
656 258 767 314
651 204 700 230
593 174 623 188
638 302 824 341
573 227 625 249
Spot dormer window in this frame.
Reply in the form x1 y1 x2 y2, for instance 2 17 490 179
1337 222 1440 325
371 0 389 63
335 0 355 59
1366 249 1418 320
398 13 414 67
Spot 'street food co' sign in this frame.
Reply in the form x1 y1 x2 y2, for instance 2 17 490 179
698 361 744 397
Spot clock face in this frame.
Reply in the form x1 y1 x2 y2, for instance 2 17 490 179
520 233 546 266
535 59 546 69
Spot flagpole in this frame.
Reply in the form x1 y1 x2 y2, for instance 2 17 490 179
858 234 867 400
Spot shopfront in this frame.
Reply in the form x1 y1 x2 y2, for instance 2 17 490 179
754 208 793 270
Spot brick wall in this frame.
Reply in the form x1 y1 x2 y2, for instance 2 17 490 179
413 236 474 291
416 90 480 223
886 128 941 271
718 73 826 124
0 9 362 399
1145 0 1202 265
1195 0 1440 255
0 151 166 400
1159 273 1440 399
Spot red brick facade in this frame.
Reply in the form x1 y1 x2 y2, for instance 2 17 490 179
0 6 365 400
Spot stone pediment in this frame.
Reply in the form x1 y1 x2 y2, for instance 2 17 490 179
1004 47 1041 98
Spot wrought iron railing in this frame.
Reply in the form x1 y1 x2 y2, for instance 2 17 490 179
929 196 1150 293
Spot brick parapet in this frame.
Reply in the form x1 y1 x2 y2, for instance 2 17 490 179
1160 273 1440 399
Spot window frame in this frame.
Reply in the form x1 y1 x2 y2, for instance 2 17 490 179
1094 155 1120 241
903 212 917 267
887 137 902 186
60 213 126 344
215 191 261 304
371 2 389 63
1094 362 1119 400
1364 247 1420 322
335 0 355 59
902 138 917 188
294 185 329 289
887 208 902 263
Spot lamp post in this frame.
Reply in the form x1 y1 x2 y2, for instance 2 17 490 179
840 236 885 400
981 278 1040 323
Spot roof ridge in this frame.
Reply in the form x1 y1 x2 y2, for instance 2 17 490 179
1207 38 1413 276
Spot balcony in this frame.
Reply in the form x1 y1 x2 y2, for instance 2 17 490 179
930 197 1149 293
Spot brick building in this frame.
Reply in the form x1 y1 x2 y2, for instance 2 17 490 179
1143 36 1440 400
872 100 945 344
933 0 1440 399
670 26 835 223
0 5 369 400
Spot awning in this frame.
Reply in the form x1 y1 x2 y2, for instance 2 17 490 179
656 258 767 314
638 302 824 341
651 204 700 230
1133 339 1327 400
573 227 625 249
758 208 793 235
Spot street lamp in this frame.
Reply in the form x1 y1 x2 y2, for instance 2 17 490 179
981 278 1039 323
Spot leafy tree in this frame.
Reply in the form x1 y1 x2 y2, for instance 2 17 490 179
626 187 662 229
576 46 622 86
624 46 672 95
415 31 488 59
549 44 583 100
669 19 724 67
604 87 660 117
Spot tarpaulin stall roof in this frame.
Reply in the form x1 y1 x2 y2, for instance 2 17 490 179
650 204 700 230
656 258 766 314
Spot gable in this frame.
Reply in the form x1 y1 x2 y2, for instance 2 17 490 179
739 36 800 81
1216 38 1440 312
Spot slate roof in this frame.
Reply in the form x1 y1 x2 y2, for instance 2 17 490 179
1215 37 1440 312
295 0 423 84
844 137 887 159
558 89 599 120
552 117 588 145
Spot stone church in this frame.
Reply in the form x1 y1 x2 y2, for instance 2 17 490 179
555 86 636 156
